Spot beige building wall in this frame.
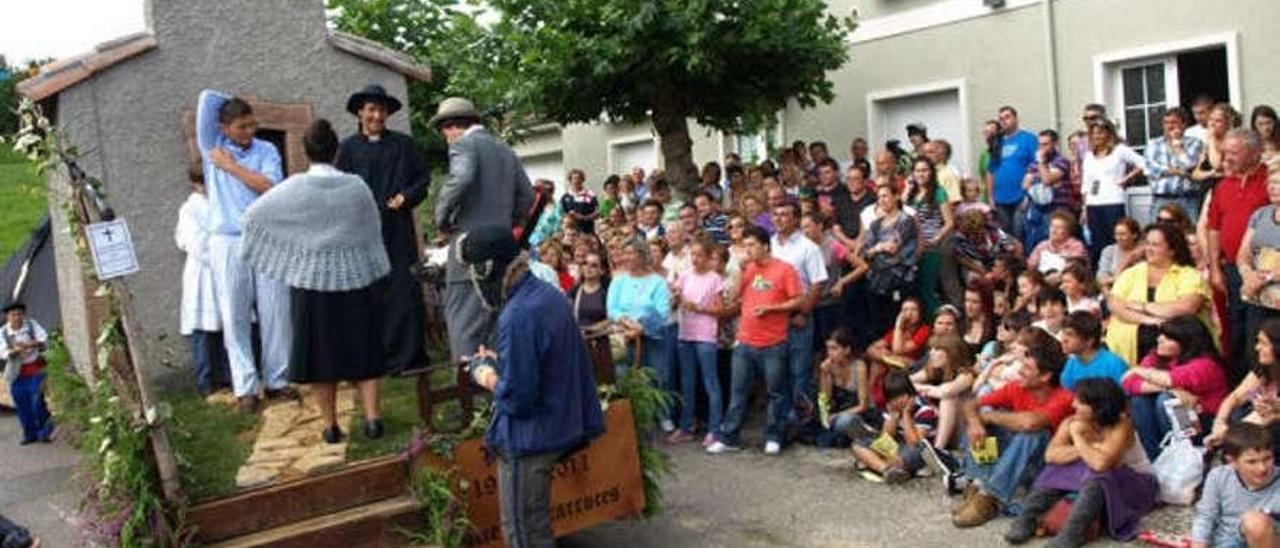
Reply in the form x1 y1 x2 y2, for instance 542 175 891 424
515 0 1280 191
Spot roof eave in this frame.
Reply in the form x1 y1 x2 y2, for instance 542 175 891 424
326 31 432 83
17 32 159 102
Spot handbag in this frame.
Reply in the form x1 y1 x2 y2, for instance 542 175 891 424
1151 432 1204 505
1028 182 1054 207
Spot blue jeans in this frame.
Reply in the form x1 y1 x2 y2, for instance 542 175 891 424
1226 264 1249 384
962 427 1051 506
1129 391 1197 460
622 333 675 424
995 202 1024 240
1085 204 1126 265
188 330 230 396
678 341 722 433
719 342 788 446
11 373 53 443
788 317 815 413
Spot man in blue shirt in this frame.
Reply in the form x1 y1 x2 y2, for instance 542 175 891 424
464 225 604 548
990 106 1038 239
195 89 289 413
1058 311 1128 391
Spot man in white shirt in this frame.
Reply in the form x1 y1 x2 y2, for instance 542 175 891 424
1185 94 1216 141
769 202 828 420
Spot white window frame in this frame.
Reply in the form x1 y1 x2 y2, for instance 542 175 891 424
865 78 971 175
1092 31 1242 127
1111 58 1178 152
606 134 663 177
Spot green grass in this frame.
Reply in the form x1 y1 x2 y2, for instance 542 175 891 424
347 367 469 461
0 147 46 263
167 391 259 501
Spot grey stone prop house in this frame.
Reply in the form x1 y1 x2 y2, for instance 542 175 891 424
17 0 430 389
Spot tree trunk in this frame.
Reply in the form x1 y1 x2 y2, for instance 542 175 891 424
650 105 701 198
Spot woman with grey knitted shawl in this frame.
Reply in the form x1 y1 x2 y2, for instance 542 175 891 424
241 119 391 444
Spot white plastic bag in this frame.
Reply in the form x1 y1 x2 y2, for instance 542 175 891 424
1151 432 1204 506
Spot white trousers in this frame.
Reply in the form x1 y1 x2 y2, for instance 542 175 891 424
208 234 292 397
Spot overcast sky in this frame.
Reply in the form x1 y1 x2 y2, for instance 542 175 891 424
1 0 147 66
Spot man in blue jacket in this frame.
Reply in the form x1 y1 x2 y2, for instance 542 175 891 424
463 225 605 548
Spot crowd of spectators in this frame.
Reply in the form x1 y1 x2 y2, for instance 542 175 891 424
519 97 1280 546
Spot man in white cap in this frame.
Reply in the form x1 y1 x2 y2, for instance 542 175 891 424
432 98 536 363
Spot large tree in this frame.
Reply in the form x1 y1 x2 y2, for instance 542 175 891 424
330 0 855 192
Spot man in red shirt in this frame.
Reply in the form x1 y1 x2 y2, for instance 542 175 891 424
952 331 1073 528
1207 128 1270 380
708 225 803 456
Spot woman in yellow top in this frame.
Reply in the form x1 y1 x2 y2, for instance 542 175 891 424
1106 223 1217 366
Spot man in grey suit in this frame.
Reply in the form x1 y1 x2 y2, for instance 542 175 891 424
432 97 535 363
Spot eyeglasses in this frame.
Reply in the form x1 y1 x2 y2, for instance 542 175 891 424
1082 115 1100 122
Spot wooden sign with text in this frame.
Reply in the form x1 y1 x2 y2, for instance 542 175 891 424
422 399 646 547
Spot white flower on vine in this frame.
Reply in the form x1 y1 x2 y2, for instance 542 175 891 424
98 437 112 454
15 133 40 151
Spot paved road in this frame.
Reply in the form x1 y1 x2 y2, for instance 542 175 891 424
0 409 84 547
563 429 1193 547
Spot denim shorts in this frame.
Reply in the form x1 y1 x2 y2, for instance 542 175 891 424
853 436 926 474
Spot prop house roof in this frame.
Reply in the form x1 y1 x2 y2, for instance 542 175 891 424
19 30 429 102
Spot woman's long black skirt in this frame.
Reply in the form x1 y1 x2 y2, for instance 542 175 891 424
289 281 386 384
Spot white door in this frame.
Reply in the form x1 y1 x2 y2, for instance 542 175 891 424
871 89 965 173
520 152 564 196
611 138 659 176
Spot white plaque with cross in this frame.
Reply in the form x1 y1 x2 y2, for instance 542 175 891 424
85 219 140 280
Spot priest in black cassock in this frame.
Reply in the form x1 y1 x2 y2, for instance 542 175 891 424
337 85 430 375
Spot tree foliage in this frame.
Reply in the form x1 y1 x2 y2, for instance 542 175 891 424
329 0 855 190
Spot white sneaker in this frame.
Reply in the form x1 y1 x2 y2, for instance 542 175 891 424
660 419 676 433
764 441 781 455
705 441 741 454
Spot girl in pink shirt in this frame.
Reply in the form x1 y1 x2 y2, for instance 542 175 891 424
673 240 726 445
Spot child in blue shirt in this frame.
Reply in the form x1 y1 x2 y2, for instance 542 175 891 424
1059 311 1128 391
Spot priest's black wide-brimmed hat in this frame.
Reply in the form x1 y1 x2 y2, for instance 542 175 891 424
346 84 403 116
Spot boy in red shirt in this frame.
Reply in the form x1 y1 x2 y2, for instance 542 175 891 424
708 225 803 456
952 329 1074 528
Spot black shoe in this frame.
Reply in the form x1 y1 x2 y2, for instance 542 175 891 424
1004 518 1036 545
238 395 260 414
323 425 344 444
19 438 34 446
265 387 300 402
364 419 384 439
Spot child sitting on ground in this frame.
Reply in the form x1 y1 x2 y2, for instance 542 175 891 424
815 328 877 446
851 370 926 484
1032 287 1068 340
1193 423 1280 548
973 313 1034 397
911 333 976 452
